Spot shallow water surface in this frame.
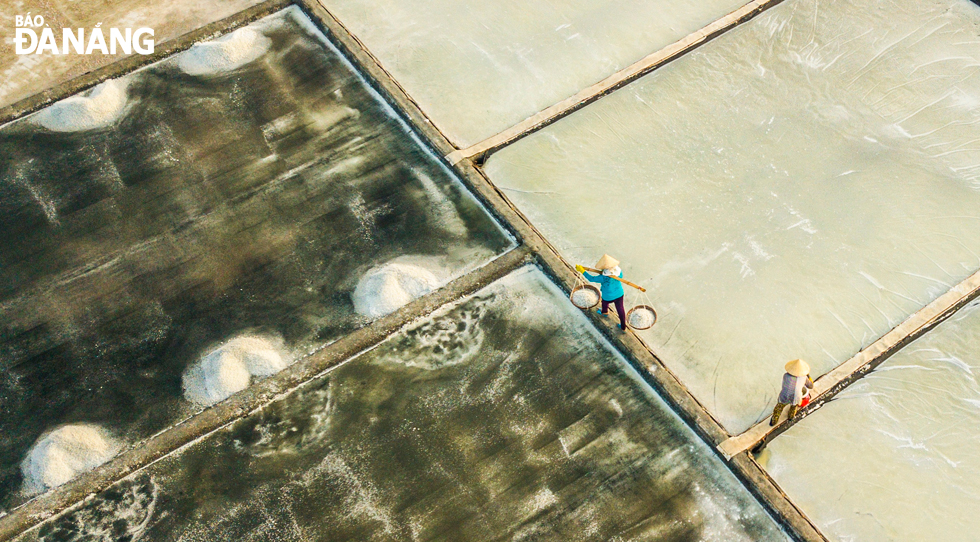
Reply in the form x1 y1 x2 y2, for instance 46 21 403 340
321 0 750 146
485 0 980 433
765 298 980 542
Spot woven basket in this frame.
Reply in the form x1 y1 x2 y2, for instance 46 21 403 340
569 284 601 309
626 305 657 330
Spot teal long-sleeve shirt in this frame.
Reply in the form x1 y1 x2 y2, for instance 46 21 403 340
583 271 625 301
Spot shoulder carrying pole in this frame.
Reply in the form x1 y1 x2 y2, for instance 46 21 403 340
580 266 646 292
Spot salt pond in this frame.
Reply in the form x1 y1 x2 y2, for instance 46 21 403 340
765 298 980 541
0 7 511 507
16 267 787 542
322 0 750 146
485 0 980 433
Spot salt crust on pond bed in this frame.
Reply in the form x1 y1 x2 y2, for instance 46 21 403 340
32 80 129 132
21 424 120 495
177 28 271 75
182 335 289 405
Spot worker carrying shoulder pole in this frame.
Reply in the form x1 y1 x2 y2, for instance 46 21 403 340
769 359 814 426
575 254 628 331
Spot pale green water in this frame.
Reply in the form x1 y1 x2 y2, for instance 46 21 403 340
766 298 980 541
485 0 980 434
321 0 750 146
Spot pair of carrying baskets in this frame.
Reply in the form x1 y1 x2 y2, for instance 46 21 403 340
569 280 657 330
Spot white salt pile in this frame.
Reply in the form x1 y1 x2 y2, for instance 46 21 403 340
177 28 271 76
21 424 120 495
225 336 287 376
352 262 439 319
182 335 288 405
628 307 656 329
570 287 600 308
33 80 130 132
183 349 250 405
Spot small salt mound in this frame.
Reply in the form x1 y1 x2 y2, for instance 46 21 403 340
353 262 439 319
33 80 129 132
224 336 287 376
628 308 656 329
570 287 600 308
21 424 120 495
182 349 251 405
177 28 271 76
182 335 290 405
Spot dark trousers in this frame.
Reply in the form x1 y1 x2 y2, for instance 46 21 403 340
601 296 627 330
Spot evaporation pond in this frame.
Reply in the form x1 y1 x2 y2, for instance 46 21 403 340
765 297 980 541
484 0 980 433
321 0 749 146
16 266 787 542
0 6 511 508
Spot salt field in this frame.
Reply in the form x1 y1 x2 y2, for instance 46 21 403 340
322 0 750 146
0 7 511 508
0 0 265 107
484 0 980 433
765 298 980 541
7 0 980 539
14 267 787 542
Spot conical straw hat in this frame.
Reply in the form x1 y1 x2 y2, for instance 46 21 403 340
784 359 810 377
595 254 619 270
